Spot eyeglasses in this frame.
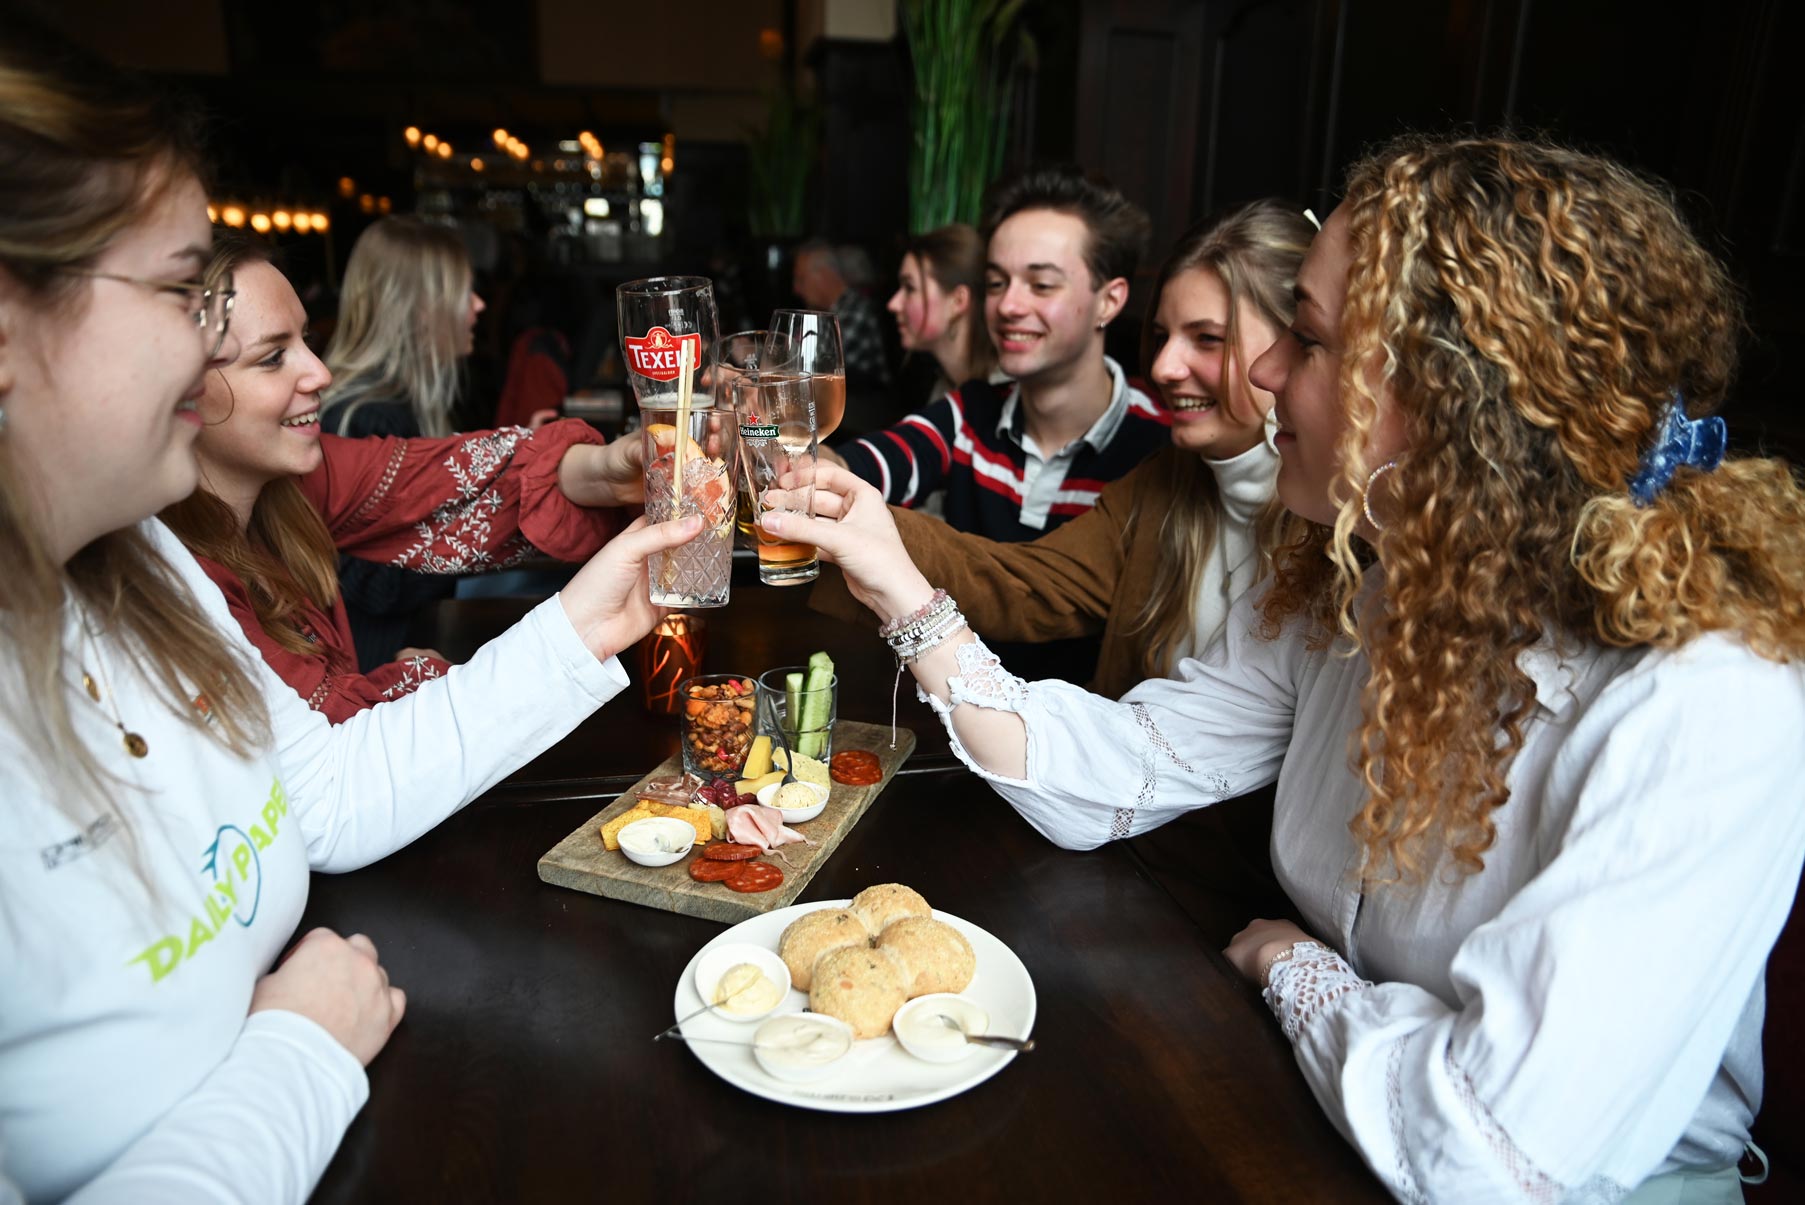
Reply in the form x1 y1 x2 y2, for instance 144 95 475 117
60 268 237 358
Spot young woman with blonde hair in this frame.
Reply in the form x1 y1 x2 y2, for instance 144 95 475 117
321 216 491 666
162 234 644 721
0 24 699 1199
323 215 480 439
772 134 1805 1200
815 199 1313 699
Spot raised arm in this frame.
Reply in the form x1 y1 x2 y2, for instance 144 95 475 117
829 393 963 507
302 419 628 573
809 459 1143 642
763 465 1293 841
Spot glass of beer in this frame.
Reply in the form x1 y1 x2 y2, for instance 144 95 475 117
617 276 717 410
723 330 818 586
770 309 846 439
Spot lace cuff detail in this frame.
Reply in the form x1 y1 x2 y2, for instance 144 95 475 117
915 636 1033 787
1261 941 1372 1044
943 636 1029 712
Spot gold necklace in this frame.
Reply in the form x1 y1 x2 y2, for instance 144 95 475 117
77 624 149 759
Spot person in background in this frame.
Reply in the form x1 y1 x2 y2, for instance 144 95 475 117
886 223 999 407
772 134 1805 1201
818 199 1312 700
792 238 892 391
825 165 1168 544
162 234 642 722
320 217 486 669
0 23 699 1200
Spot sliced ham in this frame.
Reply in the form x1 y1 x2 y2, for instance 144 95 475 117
724 803 811 852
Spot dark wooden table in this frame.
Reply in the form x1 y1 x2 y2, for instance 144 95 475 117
302 586 1387 1203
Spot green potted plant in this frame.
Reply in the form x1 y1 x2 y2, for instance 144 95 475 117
902 0 1036 232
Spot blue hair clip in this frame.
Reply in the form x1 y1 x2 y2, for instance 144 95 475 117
1628 392 1727 507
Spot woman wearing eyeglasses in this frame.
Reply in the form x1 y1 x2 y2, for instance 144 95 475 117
161 233 643 722
0 24 698 1201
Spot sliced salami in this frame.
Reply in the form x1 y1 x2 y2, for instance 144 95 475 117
702 842 762 862
725 862 784 893
688 858 739 882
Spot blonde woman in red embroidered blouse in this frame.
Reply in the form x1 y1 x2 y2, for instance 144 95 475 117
162 236 645 721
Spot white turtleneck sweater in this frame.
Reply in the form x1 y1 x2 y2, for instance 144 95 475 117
1170 427 1282 666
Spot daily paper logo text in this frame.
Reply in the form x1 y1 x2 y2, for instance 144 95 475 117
129 779 289 985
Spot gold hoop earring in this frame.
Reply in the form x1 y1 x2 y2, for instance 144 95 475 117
1361 459 1397 530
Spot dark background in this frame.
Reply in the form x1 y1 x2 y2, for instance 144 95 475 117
26 0 1804 456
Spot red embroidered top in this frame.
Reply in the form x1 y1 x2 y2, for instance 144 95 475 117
195 420 621 723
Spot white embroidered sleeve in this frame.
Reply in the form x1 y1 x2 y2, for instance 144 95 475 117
916 637 1034 787
1261 941 1373 1044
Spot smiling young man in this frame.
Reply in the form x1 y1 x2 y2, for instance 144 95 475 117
830 166 1166 541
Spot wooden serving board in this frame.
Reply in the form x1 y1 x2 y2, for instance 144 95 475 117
537 722 916 924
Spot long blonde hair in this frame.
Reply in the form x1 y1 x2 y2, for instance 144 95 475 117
1127 200 1316 676
161 234 340 658
0 23 269 822
324 216 472 437
1259 133 1805 884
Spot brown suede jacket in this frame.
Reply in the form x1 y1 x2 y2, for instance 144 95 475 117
809 444 1191 700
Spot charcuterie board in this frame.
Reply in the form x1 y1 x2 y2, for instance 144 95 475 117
537 722 916 924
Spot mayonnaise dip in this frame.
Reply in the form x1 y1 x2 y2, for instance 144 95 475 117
753 1013 853 1076
893 995 990 1062
713 963 782 1016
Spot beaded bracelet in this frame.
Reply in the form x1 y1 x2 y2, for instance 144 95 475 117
878 589 949 639
890 609 968 665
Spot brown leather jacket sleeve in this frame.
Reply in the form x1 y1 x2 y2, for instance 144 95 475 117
809 463 1144 642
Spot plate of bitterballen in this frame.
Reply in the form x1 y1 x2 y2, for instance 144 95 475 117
669 884 1037 1113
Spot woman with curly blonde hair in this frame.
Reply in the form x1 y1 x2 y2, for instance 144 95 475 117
775 133 1805 1201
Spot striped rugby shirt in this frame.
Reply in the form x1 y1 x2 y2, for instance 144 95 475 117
840 356 1170 542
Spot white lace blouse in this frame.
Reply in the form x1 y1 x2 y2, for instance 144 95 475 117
925 582 1805 1201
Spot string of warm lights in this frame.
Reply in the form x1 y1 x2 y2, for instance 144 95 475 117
208 202 332 235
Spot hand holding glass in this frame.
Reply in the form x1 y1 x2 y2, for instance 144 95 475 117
725 331 819 586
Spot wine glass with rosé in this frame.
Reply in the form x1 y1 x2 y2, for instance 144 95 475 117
768 310 846 439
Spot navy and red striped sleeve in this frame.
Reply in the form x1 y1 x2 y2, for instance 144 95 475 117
837 391 963 508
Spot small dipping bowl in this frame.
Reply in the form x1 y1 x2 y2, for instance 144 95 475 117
893 993 992 1064
692 943 792 1024
752 1011 855 1083
617 816 696 867
757 779 829 822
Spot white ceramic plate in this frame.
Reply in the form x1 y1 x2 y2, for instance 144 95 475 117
673 900 1036 1113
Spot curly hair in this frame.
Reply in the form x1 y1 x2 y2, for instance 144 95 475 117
1259 133 1805 884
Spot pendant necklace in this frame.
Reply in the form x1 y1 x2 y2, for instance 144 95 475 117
78 617 149 758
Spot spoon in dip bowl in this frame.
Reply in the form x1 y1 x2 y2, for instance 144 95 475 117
936 1014 1036 1052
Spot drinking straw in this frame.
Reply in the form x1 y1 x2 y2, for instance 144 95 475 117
673 340 693 509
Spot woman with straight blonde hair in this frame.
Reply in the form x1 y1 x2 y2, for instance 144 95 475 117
322 215 491 667
0 21 701 1200
775 133 1805 1199
813 199 1313 699
323 215 479 439
162 233 644 721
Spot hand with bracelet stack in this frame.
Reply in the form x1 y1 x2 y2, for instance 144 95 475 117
759 463 1032 780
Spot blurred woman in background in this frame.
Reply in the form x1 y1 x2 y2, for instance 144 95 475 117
886 223 998 402
321 216 488 667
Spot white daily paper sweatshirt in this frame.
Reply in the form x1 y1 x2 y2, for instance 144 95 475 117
0 519 626 1203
